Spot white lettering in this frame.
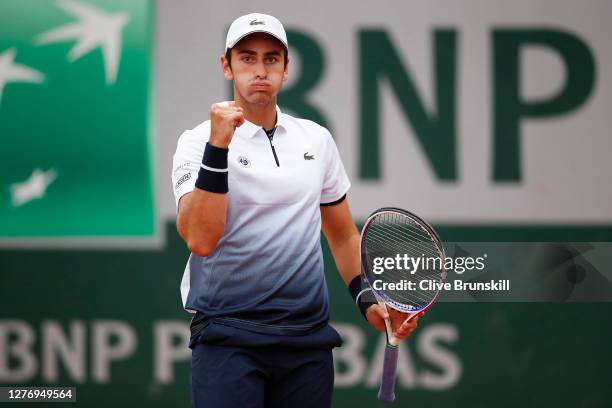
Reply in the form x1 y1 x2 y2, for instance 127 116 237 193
332 323 366 387
92 320 137 383
0 320 37 382
373 257 385 274
42 320 85 383
153 321 190 384
417 324 461 390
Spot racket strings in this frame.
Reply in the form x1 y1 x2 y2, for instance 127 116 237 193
365 222 442 281
364 229 441 300
363 250 440 306
363 212 445 309
368 213 439 256
365 218 443 275
366 226 440 260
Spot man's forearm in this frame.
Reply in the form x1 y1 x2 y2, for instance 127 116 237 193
176 134 233 257
177 189 228 257
328 229 379 321
328 230 361 285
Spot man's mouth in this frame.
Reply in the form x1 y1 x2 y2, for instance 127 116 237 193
251 82 270 89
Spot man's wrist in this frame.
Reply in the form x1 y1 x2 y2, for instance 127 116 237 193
194 142 229 193
348 275 377 321
207 137 230 150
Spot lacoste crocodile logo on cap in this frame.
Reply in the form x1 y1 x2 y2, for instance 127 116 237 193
249 19 265 26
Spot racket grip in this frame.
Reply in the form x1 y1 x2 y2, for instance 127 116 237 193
377 345 399 404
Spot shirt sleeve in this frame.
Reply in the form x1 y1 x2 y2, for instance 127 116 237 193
171 128 207 210
320 129 351 204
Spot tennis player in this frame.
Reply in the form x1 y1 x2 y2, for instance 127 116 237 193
171 13 420 408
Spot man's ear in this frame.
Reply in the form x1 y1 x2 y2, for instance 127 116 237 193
283 56 290 82
221 55 233 80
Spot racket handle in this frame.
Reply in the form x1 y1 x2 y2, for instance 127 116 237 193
377 344 399 404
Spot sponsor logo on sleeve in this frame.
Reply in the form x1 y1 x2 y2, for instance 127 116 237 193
173 162 197 176
174 173 191 191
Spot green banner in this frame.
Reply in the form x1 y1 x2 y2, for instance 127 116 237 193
1 223 611 407
0 0 155 243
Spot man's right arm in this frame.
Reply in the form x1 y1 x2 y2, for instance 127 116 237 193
175 102 244 257
176 190 228 257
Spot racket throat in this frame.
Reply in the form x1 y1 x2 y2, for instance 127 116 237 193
382 307 399 347
385 330 399 347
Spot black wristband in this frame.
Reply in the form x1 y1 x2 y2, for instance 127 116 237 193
348 275 377 321
195 143 229 193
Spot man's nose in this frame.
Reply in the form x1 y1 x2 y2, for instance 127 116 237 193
253 60 267 78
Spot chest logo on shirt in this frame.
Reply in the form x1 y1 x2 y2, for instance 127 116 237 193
237 156 251 168
303 152 315 160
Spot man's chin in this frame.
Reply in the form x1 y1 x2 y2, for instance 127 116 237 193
247 94 274 106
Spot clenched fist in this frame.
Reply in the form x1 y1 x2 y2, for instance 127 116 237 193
209 101 245 149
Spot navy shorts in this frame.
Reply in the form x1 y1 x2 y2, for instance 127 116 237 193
191 343 334 408
190 318 341 408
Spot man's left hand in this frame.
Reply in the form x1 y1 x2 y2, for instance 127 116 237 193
366 305 422 341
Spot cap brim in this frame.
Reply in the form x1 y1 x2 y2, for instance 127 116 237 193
226 30 288 51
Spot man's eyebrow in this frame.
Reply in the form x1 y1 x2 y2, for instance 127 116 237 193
235 49 282 56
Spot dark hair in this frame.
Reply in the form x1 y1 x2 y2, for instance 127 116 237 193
225 45 288 69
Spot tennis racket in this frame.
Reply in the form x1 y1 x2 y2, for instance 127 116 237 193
360 207 447 403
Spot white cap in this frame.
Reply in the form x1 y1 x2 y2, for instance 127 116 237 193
225 13 288 52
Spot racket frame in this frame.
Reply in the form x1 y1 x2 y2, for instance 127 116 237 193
360 207 447 320
359 207 447 403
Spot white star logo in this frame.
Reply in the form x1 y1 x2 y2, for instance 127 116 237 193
0 48 44 105
36 0 130 85
10 168 58 208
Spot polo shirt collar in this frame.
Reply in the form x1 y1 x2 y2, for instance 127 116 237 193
237 105 287 139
